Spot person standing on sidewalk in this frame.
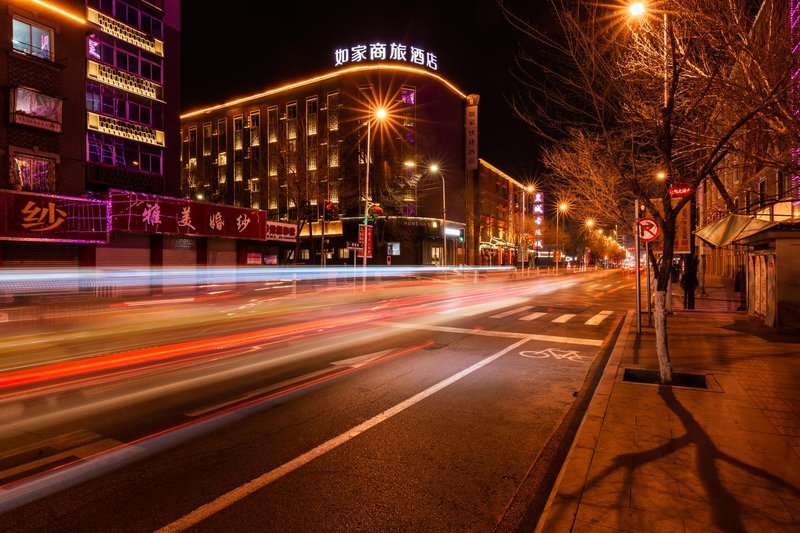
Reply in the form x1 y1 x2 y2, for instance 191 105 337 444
734 265 747 311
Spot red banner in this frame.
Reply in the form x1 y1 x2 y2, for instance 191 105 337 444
109 190 296 242
0 189 108 243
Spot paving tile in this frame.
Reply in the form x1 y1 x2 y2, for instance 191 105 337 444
541 494 581 531
571 517 627 532
540 296 800 533
576 502 684 533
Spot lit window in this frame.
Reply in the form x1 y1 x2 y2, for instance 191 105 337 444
328 143 339 168
12 17 52 61
11 153 56 192
234 115 243 150
327 92 339 132
306 98 318 136
250 111 260 147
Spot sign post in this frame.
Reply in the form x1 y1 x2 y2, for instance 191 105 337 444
637 216 659 326
635 201 641 334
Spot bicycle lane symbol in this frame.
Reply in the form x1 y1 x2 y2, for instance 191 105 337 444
520 347 590 363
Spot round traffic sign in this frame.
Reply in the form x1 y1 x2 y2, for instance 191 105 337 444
637 217 660 242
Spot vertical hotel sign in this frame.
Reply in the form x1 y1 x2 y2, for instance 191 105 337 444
465 94 479 170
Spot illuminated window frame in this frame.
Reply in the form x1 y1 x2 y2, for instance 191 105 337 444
12 16 53 61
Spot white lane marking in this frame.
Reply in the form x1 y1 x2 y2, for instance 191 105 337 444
585 310 614 326
385 322 603 346
551 314 576 323
519 312 546 322
489 306 533 319
156 337 532 533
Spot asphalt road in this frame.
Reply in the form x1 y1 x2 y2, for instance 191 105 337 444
0 268 635 532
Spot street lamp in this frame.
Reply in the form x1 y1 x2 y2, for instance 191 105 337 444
363 107 387 271
429 163 446 268
627 1 669 109
555 202 568 274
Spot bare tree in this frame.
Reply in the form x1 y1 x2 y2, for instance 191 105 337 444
499 0 797 383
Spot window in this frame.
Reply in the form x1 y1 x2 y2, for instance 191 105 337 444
11 153 56 192
217 118 227 160
328 143 339 168
306 98 318 136
250 111 260 147
327 93 339 131
13 17 52 61
87 132 162 174
287 103 297 140
90 33 162 83
188 127 197 160
234 115 243 150
338 248 350 259
202 123 212 156
268 107 278 143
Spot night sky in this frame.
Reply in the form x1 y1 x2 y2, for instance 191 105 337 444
180 0 551 181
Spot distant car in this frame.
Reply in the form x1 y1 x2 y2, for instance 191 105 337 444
622 263 643 274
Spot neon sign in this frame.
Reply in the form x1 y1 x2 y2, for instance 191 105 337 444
334 42 438 71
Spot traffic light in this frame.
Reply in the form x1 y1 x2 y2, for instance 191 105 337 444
323 201 336 221
458 228 465 243
367 204 383 223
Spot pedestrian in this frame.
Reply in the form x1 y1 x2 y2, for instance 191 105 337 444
734 265 746 311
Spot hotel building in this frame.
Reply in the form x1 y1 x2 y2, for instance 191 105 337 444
180 47 533 267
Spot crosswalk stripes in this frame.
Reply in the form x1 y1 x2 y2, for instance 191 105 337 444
485 308 615 326
586 310 614 325
519 311 546 321
489 306 533 319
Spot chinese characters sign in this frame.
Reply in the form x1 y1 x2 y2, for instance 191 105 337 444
109 190 296 242
334 43 438 70
532 191 544 249
465 104 478 170
0 189 108 243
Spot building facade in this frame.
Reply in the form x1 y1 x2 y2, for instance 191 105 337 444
0 0 184 268
180 62 481 266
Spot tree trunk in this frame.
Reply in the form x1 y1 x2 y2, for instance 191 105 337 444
653 290 673 384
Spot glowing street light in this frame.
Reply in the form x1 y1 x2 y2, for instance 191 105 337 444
363 107 387 271
556 202 569 274
628 1 646 17
428 163 447 268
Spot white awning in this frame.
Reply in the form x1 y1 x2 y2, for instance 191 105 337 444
695 214 778 248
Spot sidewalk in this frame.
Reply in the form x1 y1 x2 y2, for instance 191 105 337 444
536 276 800 532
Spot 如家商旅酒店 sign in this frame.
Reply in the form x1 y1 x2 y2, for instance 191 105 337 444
334 43 438 71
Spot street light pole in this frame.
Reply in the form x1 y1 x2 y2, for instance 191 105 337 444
555 202 568 274
556 208 561 275
363 118 371 271
441 171 447 269
521 188 526 272
362 108 386 279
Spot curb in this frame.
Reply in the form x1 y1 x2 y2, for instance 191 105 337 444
534 309 634 532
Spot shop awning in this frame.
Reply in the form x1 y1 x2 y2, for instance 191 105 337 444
695 214 778 248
